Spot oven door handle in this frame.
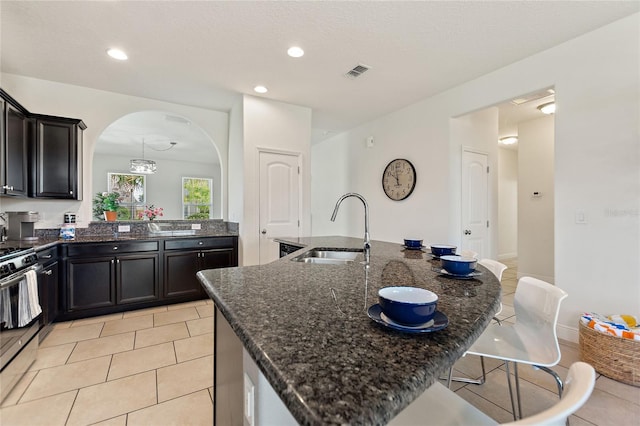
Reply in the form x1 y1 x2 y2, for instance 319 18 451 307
0 264 43 290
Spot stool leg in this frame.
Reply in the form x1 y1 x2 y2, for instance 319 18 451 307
504 361 518 421
514 362 522 419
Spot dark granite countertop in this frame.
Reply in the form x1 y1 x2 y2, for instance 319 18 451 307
197 236 501 425
1 230 238 252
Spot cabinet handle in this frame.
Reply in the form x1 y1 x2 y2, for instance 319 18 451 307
3 185 15 191
44 270 53 276
42 255 53 259
116 259 120 264
113 246 118 250
70 190 73 195
111 259 115 265
198 241 203 245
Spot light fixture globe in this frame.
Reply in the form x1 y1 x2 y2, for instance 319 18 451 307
537 101 556 114
130 159 157 174
499 136 518 145
130 138 156 174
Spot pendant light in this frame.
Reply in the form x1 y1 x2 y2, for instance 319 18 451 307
130 139 157 174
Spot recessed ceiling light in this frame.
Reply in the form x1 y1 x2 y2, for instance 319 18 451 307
499 136 518 145
537 102 556 115
254 85 268 94
107 48 128 61
287 46 304 58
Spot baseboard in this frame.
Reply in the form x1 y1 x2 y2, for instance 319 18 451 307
557 323 579 344
497 252 517 260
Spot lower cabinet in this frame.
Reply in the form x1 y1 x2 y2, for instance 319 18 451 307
66 253 159 311
60 236 237 320
164 237 238 299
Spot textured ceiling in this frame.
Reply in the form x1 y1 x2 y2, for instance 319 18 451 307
1 1 638 148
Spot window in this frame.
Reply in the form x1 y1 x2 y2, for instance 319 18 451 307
182 177 213 219
108 173 146 220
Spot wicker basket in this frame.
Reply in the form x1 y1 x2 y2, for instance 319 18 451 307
579 321 640 387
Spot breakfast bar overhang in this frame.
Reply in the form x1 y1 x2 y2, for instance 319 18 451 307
197 236 502 425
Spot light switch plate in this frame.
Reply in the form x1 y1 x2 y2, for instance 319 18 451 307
118 225 131 232
575 210 587 224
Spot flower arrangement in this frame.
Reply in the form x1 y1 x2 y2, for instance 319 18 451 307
93 192 120 220
138 204 164 221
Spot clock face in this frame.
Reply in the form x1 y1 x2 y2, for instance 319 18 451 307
382 159 416 201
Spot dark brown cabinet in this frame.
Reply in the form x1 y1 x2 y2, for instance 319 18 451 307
163 237 237 299
30 115 85 199
37 245 60 342
59 236 237 320
63 241 160 318
0 88 85 200
1 90 29 197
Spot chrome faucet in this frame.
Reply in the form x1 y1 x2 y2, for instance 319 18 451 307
331 193 370 264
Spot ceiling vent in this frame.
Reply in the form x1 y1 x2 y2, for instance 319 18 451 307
344 64 371 79
164 114 191 125
510 88 554 105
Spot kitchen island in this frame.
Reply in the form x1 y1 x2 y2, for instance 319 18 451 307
197 236 501 425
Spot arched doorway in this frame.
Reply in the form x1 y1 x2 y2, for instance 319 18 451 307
92 111 222 220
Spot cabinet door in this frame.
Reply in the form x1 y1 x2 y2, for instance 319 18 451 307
163 250 203 299
38 261 60 326
201 249 236 270
32 118 77 198
2 103 28 196
67 257 116 311
117 253 160 304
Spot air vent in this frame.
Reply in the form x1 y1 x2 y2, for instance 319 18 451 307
164 114 191 125
344 64 371 79
510 89 554 105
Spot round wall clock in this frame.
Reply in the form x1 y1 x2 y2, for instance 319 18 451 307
382 158 416 201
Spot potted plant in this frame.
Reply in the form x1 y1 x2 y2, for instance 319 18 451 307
93 192 120 221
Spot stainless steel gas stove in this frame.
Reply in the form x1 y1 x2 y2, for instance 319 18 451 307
0 245 41 402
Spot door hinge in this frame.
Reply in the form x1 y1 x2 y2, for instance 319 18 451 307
487 166 490 173
297 166 300 174
487 220 490 228
298 220 300 227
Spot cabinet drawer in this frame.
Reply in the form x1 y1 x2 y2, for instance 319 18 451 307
164 237 235 251
36 246 59 263
67 241 159 257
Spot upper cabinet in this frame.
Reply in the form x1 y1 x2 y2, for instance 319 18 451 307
30 115 86 199
0 88 86 200
1 90 29 196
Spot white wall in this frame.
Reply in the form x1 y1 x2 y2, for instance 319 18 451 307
234 95 312 266
92 154 221 220
311 14 640 341
450 107 499 259
0 74 229 227
498 148 518 259
518 116 555 282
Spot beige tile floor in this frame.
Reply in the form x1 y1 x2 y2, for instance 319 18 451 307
2 261 639 425
447 258 640 425
1 300 214 425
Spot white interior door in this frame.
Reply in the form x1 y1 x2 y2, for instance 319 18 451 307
462 150 489 258
259 151 300 265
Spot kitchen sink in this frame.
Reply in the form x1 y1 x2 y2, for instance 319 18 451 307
291 248 362 264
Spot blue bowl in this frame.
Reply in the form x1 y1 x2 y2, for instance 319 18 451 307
430 244 457 257
440 255 477 275
404 239 423 248
378 286 438 325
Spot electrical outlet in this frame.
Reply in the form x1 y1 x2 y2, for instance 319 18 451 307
244 373 255 426
575 210 587 224
118 225 130 232
191 223 201 230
